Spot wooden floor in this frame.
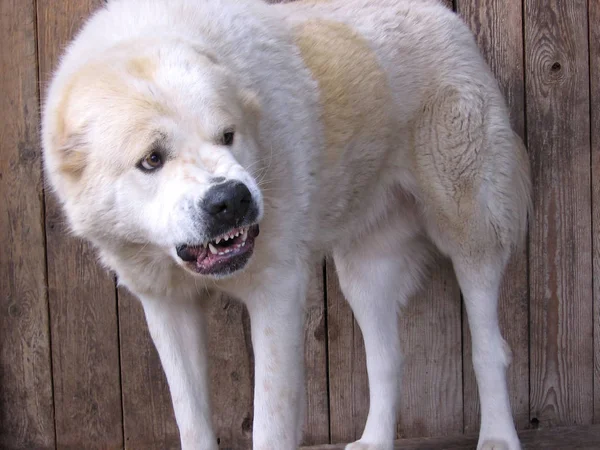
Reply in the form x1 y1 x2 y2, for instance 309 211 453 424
302 426 600 450
1 0 599 449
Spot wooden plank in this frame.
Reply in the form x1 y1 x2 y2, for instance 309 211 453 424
37 1 125 447
302 263 330 445
301 424 600 450
118 289 179 450
0 1 55 448
397 261 463 439
525 0 593 427
207 295 254 449
454 0 530 432
324 1 463 443
326 259 366 443
590 0 600 426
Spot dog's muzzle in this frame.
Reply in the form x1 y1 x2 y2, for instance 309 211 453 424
175 180 260 277
201 180 256 235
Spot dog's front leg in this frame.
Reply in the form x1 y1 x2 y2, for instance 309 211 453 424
140 295 217 450
244 268 308 450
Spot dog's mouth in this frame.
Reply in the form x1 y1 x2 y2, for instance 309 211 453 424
176 224 260 276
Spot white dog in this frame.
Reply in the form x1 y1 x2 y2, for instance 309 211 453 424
41 0 531 449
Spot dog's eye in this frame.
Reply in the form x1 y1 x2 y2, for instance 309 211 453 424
222 129 235 146
139 151 163 172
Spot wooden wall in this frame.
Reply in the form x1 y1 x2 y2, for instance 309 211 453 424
1 0 598 449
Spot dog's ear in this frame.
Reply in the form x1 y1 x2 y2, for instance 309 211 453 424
54 131 88 178
46 73 91 180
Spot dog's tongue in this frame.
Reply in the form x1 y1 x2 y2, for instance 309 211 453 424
194 246 209 263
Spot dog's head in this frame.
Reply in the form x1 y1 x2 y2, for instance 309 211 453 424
42 38 264 278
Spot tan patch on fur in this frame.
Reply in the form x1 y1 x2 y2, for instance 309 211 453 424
52 60 173 178
294 20 390 164
56 134 87 178
52 73 89 179
126 57 155 80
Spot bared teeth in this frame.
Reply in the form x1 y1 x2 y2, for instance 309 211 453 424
208 226 250 249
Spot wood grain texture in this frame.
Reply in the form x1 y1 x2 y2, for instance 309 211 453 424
37 0 124 447
397 261 463 439
207 295 254 449
301 424 600 450
302 263 330 445
590 0 600 426
326 259 367 444
454 0 530 432
118 289 179 450
525 0 593 427
0 1 55 448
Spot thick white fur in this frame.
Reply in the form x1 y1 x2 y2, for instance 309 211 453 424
42 0 531 449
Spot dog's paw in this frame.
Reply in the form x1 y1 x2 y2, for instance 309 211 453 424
478 438 521 450
345 441 392 450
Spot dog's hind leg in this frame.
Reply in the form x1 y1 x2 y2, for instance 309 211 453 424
333 211 433 450
451 254 520 450
414 84 529 450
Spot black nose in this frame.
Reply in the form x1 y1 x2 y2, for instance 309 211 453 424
201 180 252 227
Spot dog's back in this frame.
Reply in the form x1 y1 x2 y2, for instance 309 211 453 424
273 0 530 255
